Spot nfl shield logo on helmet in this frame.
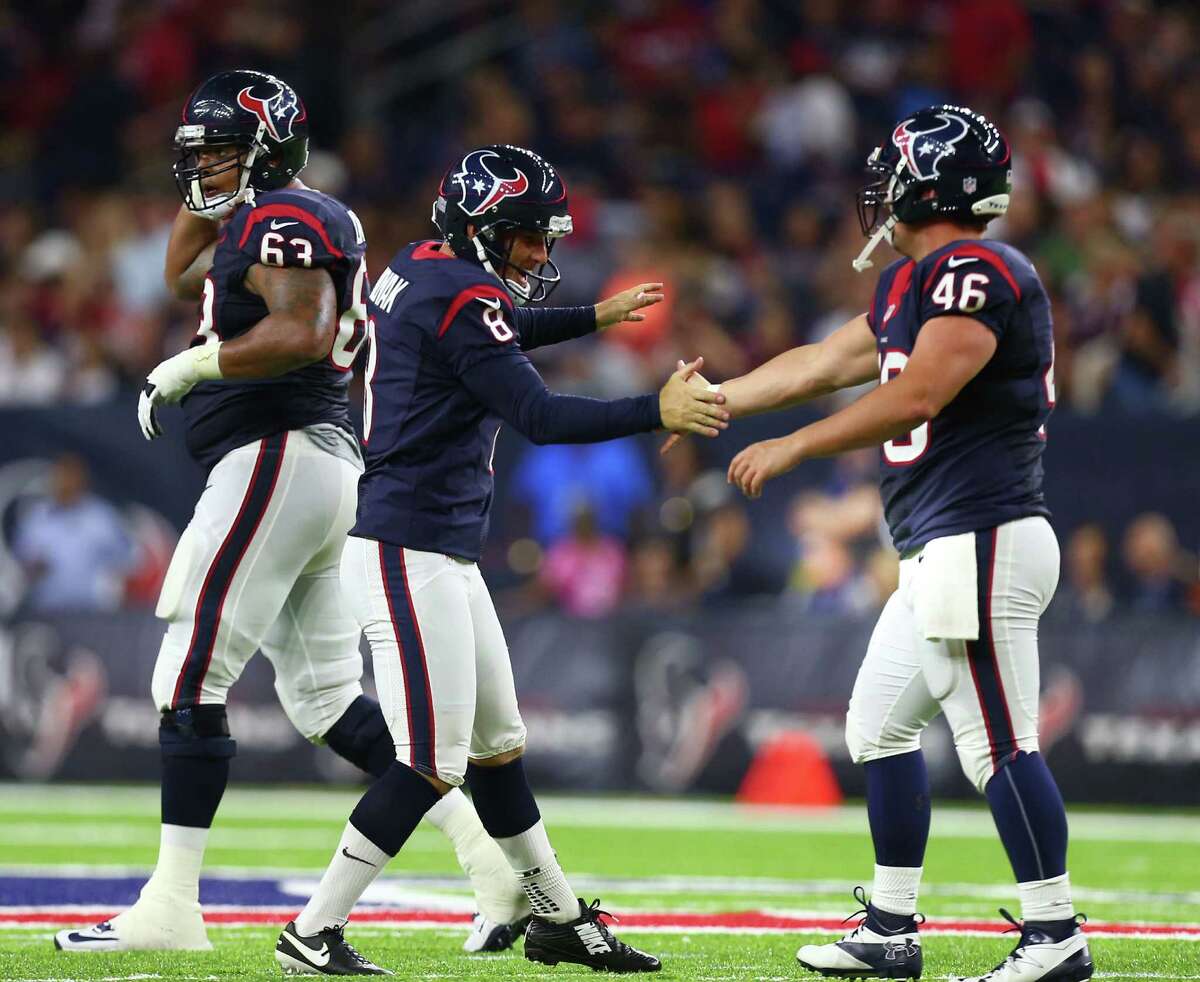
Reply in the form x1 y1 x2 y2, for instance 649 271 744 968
963 176 978 193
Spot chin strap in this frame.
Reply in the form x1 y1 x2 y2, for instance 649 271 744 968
473 235 530 306
187 126 263 220
852 214 897 273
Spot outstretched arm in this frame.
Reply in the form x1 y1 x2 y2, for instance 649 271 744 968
716 313 879 417
514 282 665 350
460 355 728 445
727 315 997 497
660 312 877 455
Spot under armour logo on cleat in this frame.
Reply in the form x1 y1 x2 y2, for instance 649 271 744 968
884 940 919 960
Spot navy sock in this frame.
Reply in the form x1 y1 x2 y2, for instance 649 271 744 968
159 707 235 828
985 751 1068 883
161 755 230 828
349 761 442 857
323 696 395 778
465 757 541 839
864 751 931 868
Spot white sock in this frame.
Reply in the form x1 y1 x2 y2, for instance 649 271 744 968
140 824 208 904
871 864 922 918
294 821 390 936
493 820 578 924
424 788 527 923
1018 872 1075 922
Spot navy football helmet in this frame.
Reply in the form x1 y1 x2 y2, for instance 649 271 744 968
853 104 1011 271
433 145 573 304
174 69 309 218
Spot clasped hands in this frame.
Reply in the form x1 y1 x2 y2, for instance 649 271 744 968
661 359 803 500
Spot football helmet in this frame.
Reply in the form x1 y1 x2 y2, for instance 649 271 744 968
853 104 1011 271
174 69 309 219
433 145 573 304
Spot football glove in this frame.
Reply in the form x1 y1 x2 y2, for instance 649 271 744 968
138 342 224 440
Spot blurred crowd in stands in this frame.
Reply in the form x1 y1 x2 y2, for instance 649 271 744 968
2 0 1199 617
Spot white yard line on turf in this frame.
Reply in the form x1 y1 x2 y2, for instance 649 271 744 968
3 785 1199 843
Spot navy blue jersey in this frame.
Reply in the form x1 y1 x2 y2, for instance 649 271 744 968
868 239 1055 553
180 186 369 469
353 240 660 560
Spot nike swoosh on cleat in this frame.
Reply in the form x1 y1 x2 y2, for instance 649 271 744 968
283 932 331 967
341 846 376 867
65 932 115 943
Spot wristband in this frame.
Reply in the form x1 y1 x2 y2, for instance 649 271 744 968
191 341 224 381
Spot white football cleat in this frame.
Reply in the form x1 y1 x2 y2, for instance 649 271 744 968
462 912 531 952
54 894 211 952
796 888 921 979
954 910 1093 982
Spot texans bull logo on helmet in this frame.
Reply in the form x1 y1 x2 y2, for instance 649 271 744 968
892 111 971 181
450 149 534 217
237 83 304 143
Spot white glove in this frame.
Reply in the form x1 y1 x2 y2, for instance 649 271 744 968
138 343 224 440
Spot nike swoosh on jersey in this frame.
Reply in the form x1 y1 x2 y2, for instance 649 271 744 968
284 931 332 966
946 256 978 267
476 297 503 311
341 846 377 867
270 220 298 230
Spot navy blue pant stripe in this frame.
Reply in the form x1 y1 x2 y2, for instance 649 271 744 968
172 434 288 708
379 544 437 776
966 527 1018 773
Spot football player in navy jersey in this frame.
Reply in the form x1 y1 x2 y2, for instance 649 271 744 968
56 72 532 963
276 145 727 975
675 107 1091 982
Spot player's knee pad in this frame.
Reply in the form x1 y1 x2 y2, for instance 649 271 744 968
323 695 394 778
159 705 237 759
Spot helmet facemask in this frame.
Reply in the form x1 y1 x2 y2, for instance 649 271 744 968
472 215 572 305
852 150 907 272
174 123 265 219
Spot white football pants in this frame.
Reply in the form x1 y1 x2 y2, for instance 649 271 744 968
846 516 1060 792
150 429 365 740
340 538 527 785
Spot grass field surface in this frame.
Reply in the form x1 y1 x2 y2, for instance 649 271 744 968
1 784 1197 980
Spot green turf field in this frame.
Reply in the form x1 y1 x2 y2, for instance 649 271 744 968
1 784 1197 980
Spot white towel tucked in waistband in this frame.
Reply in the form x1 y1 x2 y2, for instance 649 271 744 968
911 531 980 641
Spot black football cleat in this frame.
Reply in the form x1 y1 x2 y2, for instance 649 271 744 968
274 920 391 975
524 898 661 973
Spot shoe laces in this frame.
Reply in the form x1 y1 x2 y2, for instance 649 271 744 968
580 899 641 956
840 886 924 941
974 907 1080 981
324 924 373 968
